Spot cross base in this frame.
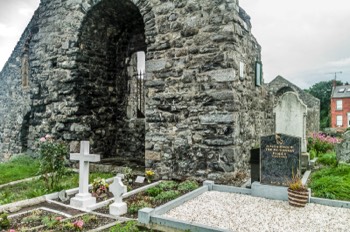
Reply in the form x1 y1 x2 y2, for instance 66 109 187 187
70 193 96 209
109 202 127 216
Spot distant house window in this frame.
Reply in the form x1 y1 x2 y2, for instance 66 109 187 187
347 88 350 92
336 115 343 126
338 88 345 93
336 100 343 110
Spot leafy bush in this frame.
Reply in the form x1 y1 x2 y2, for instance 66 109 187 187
38 134 68 190
0 213 10 230
158 181 178 190
145 187 162 197
307 133 340 156
177 180 199 192
154 190 180 202
317 152 337 166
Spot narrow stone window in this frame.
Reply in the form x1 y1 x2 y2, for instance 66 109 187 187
21 34 31 89
136 51 145 118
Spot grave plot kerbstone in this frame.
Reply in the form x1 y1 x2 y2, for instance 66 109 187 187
109 176 127 216
70 141 100 208
260 134 301 186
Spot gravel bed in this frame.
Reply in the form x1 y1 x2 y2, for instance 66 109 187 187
164 191 350 232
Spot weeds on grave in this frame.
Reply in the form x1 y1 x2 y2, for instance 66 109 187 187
128 200 152 214
0 213 10 230
110 220 139 232
122 167 133 185
38 134 69 190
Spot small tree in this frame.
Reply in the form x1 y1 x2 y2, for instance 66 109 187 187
39 135 68 190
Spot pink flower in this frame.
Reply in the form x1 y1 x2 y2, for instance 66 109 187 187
73 220 84 230
8 230 16 232
39 137 46 142
45 134 52 139
55 216 63 221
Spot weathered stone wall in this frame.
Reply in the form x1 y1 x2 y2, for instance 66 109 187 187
0 0 274 180
269 76 320 135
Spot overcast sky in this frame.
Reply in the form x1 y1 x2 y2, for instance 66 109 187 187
240 0 350 88
0 0 349 89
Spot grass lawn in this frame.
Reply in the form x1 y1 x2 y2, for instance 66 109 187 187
0 155 40 185
309 164 350 201
0 172 114 205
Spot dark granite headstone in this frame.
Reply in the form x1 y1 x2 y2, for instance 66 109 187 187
260 133 301 186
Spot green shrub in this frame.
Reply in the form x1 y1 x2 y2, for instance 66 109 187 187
128 200 152 214
158 181 178 190
38 135 68 190
317 152 337 166
178 180 199 192
110 221 139 232
145 187 162 197
309 165 350 201
0 213 10 230
154 190 180 202
309 149 317 160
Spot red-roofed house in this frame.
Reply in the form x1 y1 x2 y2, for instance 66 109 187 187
331 83 350 129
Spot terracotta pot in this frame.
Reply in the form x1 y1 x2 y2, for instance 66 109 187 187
287 188 309 207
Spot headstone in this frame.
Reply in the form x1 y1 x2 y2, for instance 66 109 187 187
336 131 350 163
70 141 100 208
135 176 145 183
273 92 307 153
109 176 127 216
58 190 69 202
260 133 301 186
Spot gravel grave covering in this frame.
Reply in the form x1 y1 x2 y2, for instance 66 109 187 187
164 191 350 232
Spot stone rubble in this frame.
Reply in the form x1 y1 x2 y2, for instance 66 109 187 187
164 191 350 232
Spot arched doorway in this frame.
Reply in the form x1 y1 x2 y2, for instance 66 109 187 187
75 0 147 167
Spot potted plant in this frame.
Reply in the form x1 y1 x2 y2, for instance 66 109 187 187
287 171 309 207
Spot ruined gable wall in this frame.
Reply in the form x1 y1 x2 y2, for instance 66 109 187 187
0 0 274 181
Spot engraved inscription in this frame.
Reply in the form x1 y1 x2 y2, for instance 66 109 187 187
265 145 295 159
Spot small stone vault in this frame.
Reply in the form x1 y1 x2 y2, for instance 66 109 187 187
0 0 274 180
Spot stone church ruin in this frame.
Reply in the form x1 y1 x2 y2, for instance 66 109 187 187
0 0 278 180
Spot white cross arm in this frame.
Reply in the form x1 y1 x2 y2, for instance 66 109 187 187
70 153 100 162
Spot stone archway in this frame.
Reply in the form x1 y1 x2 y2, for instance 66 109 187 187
74 0 150 166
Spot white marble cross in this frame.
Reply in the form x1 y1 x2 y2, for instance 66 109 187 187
109 176 127 216
70 141 100 208
109 176 127 203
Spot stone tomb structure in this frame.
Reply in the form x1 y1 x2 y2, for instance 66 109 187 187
0 0 274 180
260 134 301 186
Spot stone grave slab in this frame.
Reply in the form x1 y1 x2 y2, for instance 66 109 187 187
260 133 301 186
